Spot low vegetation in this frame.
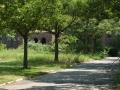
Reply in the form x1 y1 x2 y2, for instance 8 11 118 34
0 42 107 84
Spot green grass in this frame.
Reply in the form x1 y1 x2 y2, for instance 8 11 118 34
0 48 106 84
0 49 67 84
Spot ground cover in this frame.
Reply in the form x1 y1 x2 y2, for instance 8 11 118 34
0 45 107 84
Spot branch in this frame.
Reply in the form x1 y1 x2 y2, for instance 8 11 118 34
17 29 24 36
61 16 77 32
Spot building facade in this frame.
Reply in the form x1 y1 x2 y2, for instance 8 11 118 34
0 31 55 49
1 32 119 50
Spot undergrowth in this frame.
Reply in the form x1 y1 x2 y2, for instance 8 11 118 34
0 42 107 84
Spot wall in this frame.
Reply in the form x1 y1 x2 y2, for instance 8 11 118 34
1 32 55 49
1 35 23 49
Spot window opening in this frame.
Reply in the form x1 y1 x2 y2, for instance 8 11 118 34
34 38 38 43
41 37 46 44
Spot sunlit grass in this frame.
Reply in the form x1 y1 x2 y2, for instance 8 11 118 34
0 47 106 84
0 49 73 84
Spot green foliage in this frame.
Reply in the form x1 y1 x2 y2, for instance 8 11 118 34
0 41 108 84
78 54 90 62
108 47 118 56
18 41 53 53
73 55 80 63
102 45 118 57
66 18 103 53
98 18 120 34
98 50 108 59
2 0 119 68
60 63 71 69
0 43 6 51
89 51 108 60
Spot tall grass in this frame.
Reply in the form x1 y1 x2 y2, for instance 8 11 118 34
0 42 107 84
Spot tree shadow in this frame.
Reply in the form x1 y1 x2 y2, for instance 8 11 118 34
0 58 119 90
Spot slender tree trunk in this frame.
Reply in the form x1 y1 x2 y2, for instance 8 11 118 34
93 36 96 53
54 33 59 62
83 39 86 54
23 36 28 68
54 22 59 62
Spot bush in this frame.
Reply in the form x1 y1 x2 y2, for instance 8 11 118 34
103 46 118 57
73 55 80 63
73 53 89 63
100 49 109 58
108 47 118 56
18 41 54 53
0 43 6 51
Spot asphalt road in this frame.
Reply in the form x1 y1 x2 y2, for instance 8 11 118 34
0 57 119 90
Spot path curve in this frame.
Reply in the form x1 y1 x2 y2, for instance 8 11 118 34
0 57 119 90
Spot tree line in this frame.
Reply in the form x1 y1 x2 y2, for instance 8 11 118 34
0 0 120 68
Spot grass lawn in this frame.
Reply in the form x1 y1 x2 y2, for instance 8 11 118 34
0 50 65 84
0 48 106 84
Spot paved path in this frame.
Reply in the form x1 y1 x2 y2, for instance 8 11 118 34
0 57 119 90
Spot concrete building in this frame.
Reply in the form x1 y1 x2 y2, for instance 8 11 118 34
1 32 119 50
0 31 55 49
0 35 23 49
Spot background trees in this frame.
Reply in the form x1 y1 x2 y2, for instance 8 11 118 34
0 0 120 68
39 0 84 61
2 0 53 68
64 0 120 54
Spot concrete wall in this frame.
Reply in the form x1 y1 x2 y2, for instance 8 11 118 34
1 32 55 49
29 32 55 43
2 32 116 49
1 35 23 49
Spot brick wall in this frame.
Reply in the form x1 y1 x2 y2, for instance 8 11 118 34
2 35 23 49
29 32 55 44
1 32 55 49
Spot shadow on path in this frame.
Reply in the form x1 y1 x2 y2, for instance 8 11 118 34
0 57 119 90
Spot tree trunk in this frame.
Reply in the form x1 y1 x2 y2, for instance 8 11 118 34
54 33 59 62
23 36 28 68
93 36 96 53
82 39 86 54
54 22 59 62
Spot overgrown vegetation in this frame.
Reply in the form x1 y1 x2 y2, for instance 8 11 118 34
0 43 6 51
0 42 107 84
0 0 120 88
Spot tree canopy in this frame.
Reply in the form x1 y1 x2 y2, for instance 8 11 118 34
0 0 120 68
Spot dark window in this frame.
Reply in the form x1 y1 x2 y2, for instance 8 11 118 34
34 38 38 43
41 37 46 44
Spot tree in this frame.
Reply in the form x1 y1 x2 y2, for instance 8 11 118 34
77 0 115 53
39 0 83 61
98 18 120 43
2 0 51 68
0 1 6 34
63 0 116 53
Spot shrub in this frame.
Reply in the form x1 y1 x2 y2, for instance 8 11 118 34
0 43 6 51
18 41 54 53
73 53 89 63
108 47 118 56
73 55 80 63
100 49 109 58
103 45 118 57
